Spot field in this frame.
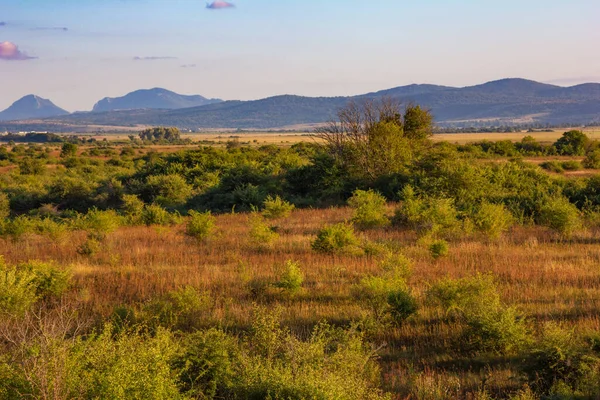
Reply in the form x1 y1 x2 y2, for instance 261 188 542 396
2 207 600 398
2 120 600 399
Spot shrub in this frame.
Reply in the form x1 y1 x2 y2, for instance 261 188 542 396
311 222 359 253
387 289 418 324
79 208 121 241
348 189 390 229
583 149 600 169
0 193 9 220
0 261 38 317
121 194 145 223
472 202 514 239
143 286 212 330
248 213 279 249
33 218 69 243
0 215 35 241
524 323 600 396
562 160 582 171
553 130 589 156
380 252 413 280
232 308 390 400
427 275 529 353
261 195 295 220
537 197 582 238
275 260 304 295
186 210 216 242
20 261 71 299
394 186 459 237
142 204 174 226
77 238 101 256
429 240 449 260
540 161 564 173
175 329 239 399
145 174 193 208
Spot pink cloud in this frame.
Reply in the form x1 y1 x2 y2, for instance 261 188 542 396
206 1 235 9
0 41 36 60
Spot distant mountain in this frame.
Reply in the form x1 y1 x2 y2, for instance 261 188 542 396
0 95 69 121
92 88 222 112
4 78 600 130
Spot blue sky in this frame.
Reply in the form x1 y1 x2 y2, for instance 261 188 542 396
0 0 599 111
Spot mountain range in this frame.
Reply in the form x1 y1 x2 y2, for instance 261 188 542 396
1 78 600 130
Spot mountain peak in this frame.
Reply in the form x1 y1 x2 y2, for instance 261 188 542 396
0 95 69 121
92 88 222 112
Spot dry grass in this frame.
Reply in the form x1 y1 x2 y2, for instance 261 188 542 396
3 206 600 397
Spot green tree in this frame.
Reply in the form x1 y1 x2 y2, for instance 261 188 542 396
553 130 589 156
60 142 78 158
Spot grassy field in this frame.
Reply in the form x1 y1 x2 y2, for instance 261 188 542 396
2 206 600 398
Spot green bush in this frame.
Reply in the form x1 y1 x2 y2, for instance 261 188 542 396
261 195 295 220
145 174 193 208
77 238 101 256
427 275 529 353
562 160 582 171
429 240 449 260
553 130 589 156
186 210 216 242
524 323 600 396
348 189 390 229
472 202 514 239
540 161 564 173
537 197 582 237
20 261 71 299
311 222 359 254
142 204 174 226
232 308 390 400
33 218 69 242
275 260 304 295
0 193 9 220
121 194 145 224
248 213 279 249
0 261 38 317
583 149 600 169
0 215 35 241
175 329 239 399
394 186 459 238
143 286 212 330
79 208 121 241
387 289 418 324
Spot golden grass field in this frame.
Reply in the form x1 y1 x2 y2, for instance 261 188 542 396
2 206 599 397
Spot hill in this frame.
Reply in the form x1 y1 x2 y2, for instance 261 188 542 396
3 79 600 130
92 88 222 112
0 95 69 121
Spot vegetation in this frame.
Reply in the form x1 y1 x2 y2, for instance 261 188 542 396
2 106 600 398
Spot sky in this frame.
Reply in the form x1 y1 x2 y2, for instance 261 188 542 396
0 0 599 111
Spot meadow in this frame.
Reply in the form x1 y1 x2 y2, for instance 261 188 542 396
2 110 600 399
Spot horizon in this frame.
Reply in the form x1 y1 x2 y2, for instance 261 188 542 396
1 0 599 111
5 76 600 114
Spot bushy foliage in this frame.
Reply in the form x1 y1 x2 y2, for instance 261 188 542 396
537 197 582 237
186 210 216 242
524 323 600 396
261 195 295 220
121 194 145 223
429 240 449 260
583 148 600 169
311 222 359 254
472 202 514 239
139 126 181 142
0 192 9 220
348 189 390 229
248 213 279 249
553 130 589 156
143 286 212 331
427 275 529 353
394 186 459 238
0 259 70 318
142 204 176 226
77 208 121 241
275 260 304 295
